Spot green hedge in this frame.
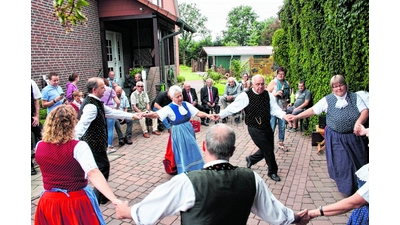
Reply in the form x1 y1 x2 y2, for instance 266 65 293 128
273 0 369 134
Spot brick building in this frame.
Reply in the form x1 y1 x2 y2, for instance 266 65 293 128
31 0 194 100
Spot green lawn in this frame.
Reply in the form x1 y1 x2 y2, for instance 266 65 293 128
179 65 203 81
179 65 226 95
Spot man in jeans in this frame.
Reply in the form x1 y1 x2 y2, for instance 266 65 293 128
114 86 134 146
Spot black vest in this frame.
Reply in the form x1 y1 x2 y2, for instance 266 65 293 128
79 96 108 152
326 92 360 133
243 90 271 129
181 166 256 225
31 85 36 117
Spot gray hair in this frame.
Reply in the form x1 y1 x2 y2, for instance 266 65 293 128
86 77 102 93
251 74 264 83
330 75 347 89
168 85 182 98
205 124 236 160
136 81 144 87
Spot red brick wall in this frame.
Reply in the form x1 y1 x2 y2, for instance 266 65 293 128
31 0 103 93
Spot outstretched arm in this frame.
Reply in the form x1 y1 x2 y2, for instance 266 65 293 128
308 192 367 218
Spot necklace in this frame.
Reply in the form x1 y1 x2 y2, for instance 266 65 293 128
255 117 262 125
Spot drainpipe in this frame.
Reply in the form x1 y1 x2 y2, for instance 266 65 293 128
159 18 196 90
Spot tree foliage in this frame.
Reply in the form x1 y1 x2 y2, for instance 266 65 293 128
53 0 89 34
272 0 369 133
178 3 210 65
260 18 281 45
222 5 259 46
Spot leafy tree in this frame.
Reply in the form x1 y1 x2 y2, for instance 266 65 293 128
260 18 281 46
222 5 259 46
53 0 89 34
178 3 210 66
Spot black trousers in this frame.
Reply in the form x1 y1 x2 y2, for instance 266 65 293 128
31 119 42 168
202 104 220 114
247 126 278 176
92 150 110 204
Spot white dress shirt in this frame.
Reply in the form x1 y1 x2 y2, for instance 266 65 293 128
156 101 199 121
129 160 295 225
219 89 286 120
74 94 135 139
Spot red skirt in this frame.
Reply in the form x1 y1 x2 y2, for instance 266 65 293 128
34 189 101 225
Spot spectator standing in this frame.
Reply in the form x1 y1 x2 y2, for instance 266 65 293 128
70 90 83 118
41 72 65 114
214 74 289 182
131 81 161 138
287 74 369 196
113 86 134 146
107 71 119 87
239 73 251 91
182 82 209 126
267 66 291 151
115 124 310 225
144 85 215 174
31 79 42 175
34 105 122 224
286 80 312 132
65 73 80 103
101 78 120 153
129 73 143 98
75 77 142 205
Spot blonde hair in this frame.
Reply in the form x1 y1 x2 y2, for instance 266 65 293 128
72 90 82 98
42 105 78 144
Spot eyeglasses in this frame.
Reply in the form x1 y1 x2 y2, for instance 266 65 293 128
332 84 345 89
137 86 144 87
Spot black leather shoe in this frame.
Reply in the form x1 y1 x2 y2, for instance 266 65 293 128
245 156 252 168
124 137 133 145
222 118 227 123
201 121 209 126
268 174 281 182
119 138 125 147
31 167 37 175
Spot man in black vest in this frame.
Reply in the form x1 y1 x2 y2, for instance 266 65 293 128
214 74 289 182
115 123 310 225
75 77 142 205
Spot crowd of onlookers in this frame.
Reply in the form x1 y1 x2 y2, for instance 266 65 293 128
31 68 369 225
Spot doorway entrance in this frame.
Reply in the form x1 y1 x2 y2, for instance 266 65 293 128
106 31 125 86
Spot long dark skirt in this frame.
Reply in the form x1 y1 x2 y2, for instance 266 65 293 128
324 126 367 196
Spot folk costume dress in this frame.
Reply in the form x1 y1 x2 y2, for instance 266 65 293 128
34 140 106 225
313 92 368 196
157 101 204 174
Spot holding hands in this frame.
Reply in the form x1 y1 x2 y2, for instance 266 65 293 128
115 200 133 220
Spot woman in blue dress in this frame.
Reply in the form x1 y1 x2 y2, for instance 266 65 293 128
144 85 215 174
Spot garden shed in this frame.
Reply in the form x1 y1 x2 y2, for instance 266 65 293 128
196 46 273 74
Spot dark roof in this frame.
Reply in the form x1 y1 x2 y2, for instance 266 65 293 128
138 0 195 33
